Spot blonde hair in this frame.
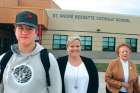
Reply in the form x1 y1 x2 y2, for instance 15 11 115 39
68 34 80 41
67 34 80 45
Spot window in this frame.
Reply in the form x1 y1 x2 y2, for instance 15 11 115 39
103 37 116 51
125 38 137 52
53 34 68 50
80 36 92 50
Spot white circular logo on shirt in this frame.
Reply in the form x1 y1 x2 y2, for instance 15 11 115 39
13 64 32 84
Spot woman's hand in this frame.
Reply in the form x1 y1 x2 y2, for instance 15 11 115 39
121 82 130 89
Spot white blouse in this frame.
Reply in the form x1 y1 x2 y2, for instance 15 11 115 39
120 59 129 92
64 62 89 93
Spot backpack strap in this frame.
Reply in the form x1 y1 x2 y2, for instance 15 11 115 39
40 49 51 86
0 49 13 83
0 48 51 86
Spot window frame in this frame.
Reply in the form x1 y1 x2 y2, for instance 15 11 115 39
80 36 92 51
53 34 68 50
125 38 137 52
102 37 116 51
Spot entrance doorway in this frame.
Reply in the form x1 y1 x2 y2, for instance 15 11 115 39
0 24 16 55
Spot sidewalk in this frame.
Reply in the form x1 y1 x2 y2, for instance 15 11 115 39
98 72 106 93
98 72 140 93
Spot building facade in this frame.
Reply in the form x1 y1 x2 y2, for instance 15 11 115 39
0 0 59 54
0 0 140 63
42 9 140 63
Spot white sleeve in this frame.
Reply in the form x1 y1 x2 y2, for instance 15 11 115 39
0 54 5 61
48 53 62 93
0 53 5 93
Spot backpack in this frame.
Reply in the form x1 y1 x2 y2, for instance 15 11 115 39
0 48 51 86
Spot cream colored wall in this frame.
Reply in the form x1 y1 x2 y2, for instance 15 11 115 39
42 30 52 49
46 9 140 35
138 38 140 52
42 30 140 51
43 9 140 52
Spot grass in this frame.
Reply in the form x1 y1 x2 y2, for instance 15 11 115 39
137 64 140 75
95 63 108 72
95 63 140 75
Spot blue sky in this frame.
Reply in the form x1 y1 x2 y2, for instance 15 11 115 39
53 0 140 16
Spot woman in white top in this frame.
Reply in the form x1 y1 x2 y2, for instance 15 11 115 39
105 43 140 93
57 34 99 93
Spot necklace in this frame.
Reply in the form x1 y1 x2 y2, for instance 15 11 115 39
74 66 79 89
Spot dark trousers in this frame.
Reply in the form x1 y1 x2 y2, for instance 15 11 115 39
106 87 127 93
106 86 111 93
119 92 127 93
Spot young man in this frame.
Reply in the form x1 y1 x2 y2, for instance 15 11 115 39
0 11 62 93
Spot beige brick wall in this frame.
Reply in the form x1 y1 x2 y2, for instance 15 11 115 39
42 9 140 52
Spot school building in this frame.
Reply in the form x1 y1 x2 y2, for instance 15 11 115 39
44 9 140 63
0 0 140 63
0 0 60 54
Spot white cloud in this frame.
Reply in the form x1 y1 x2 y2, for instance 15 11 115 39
53 0 140 16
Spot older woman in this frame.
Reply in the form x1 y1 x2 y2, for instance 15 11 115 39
105 43 140 93
57 35 99 93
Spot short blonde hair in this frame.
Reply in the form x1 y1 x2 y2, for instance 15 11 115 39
67 34 80 45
